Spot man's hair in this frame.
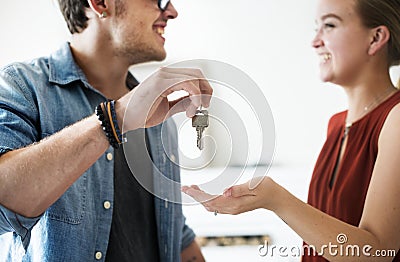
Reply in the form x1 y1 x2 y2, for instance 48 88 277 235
58 0 90 34
356 0 400 66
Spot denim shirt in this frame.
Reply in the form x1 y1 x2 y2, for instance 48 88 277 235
0 43 195 262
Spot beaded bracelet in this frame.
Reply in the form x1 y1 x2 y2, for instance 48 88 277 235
95 100 122 149
109 100 124 143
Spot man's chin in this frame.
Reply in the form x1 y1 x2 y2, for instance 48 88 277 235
154 50 167 61
127 53 166 66
142 49 167 63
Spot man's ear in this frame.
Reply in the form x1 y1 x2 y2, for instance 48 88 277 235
87 0 109 18
368 25 390 56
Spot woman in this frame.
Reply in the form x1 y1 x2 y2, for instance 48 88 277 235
182 0 400 261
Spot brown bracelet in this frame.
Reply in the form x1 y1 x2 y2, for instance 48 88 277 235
95 101 120 149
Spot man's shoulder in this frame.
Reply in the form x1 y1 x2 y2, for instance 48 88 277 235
1 56 51 82
0 43 73 84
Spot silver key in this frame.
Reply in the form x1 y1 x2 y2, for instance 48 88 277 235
192 110 209 150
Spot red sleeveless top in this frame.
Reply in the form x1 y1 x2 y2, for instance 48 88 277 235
303 91 400 261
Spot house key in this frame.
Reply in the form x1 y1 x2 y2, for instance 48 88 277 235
192 109 209 150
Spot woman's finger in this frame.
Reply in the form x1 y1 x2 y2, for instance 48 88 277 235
181 185 216 203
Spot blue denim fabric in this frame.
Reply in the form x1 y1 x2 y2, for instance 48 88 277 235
0 43 195 262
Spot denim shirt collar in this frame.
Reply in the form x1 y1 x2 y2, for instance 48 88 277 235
48 42 139 90
48 42 89 87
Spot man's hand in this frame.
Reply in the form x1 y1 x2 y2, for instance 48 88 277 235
116 67 213 132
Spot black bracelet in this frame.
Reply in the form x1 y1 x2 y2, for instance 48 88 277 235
109 100 123 143
95 101 120 149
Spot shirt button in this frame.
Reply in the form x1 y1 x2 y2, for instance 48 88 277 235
103 201 111 210
95 251 102 260
170 154 176 162
106 153 113 161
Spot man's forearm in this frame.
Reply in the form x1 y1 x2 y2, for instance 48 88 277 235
0 115 109 217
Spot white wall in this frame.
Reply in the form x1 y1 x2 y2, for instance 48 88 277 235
0 0 70 64
1 0 399 168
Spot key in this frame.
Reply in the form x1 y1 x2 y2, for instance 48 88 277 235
192 109 209 150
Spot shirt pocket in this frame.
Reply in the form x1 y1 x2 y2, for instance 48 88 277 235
39 132 87 225
47 172 87 225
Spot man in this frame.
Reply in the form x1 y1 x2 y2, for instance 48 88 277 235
0 0 212 261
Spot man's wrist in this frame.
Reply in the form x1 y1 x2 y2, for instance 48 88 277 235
95 101 123 148
114 98 127 133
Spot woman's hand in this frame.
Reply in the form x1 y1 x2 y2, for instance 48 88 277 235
182 176 282 215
